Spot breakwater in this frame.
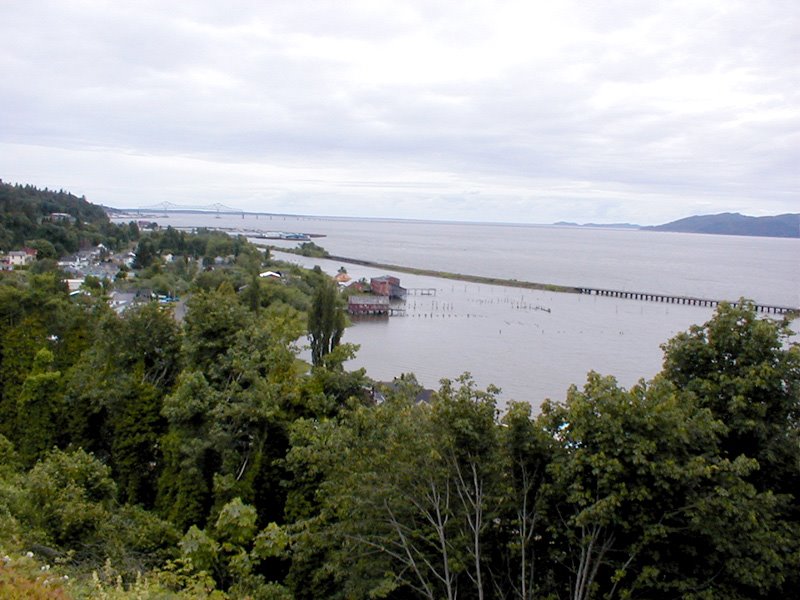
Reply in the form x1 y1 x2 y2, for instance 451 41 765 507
327 255 798 317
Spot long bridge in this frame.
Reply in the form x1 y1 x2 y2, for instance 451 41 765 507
578 287 796 316
126 202 247 215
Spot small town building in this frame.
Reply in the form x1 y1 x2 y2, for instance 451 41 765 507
44 212 76 223
370 275 406 299
66 279 84 292
348 295 390 315
109 291 137 314
345 281 367 293
6 248 37 266
334 271 352 284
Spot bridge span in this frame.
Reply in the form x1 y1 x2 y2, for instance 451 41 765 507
130 201 246 214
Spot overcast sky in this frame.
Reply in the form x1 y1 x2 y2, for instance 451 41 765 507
1 1 797 225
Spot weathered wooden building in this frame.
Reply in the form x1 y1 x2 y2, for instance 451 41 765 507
370 275 406 299
348 295 390 315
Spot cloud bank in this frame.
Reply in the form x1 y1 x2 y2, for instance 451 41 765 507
1 0 798 224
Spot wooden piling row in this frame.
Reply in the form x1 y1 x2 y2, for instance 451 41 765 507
579 288 795 315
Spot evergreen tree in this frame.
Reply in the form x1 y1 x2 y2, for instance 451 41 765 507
15 348 64 467
156 371 220 531
133 236 157 269
307 278 345 367
110 375 164 507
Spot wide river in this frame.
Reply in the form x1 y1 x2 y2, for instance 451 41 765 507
128 213 800 408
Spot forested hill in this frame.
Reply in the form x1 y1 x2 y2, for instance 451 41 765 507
0 180 133 254
644 212 800 237
0 180 107 223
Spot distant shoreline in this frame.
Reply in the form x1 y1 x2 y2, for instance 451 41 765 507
109 209 800 239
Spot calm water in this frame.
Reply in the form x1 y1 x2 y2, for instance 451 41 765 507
129 213 800 408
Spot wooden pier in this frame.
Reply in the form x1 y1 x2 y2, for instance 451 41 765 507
578 287 796 316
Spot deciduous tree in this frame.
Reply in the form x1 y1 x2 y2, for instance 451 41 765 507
661 300 800 492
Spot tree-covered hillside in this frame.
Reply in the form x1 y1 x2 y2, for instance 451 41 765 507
2 279 798 598
0 180 135 255
1 185 799 598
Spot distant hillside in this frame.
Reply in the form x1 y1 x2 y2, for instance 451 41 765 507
0 180 135 255
644 212 800 238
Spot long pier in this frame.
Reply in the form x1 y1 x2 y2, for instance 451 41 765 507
326 255 798 317
578 288 795 315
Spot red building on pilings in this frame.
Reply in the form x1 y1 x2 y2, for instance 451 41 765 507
370 275 406 299
348 295 390 315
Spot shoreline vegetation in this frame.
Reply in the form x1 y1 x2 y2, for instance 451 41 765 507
327 254 582 294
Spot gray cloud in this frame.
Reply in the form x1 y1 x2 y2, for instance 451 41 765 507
1 0 798 224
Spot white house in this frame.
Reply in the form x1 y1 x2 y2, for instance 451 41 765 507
7 249 36 266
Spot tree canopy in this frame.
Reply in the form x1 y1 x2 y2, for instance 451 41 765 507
0 180 136 254
1 188 798 599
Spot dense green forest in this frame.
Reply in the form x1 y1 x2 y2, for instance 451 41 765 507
1 184 799 599
0 181 138 256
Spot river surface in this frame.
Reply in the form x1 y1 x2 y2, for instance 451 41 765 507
123 212 800 408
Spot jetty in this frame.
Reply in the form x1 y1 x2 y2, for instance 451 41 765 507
328 255 798 317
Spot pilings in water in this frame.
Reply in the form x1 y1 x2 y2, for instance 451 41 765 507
328 254 797 317
579 288 796 316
